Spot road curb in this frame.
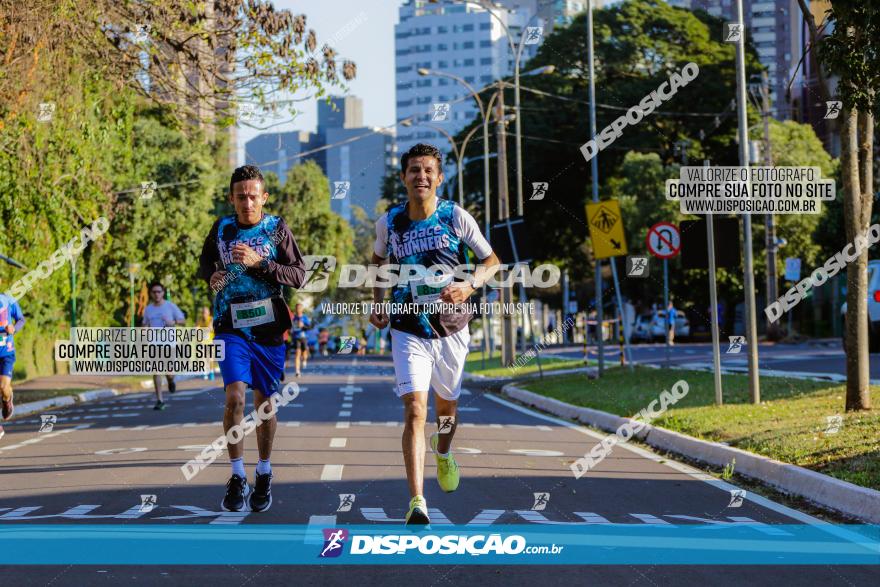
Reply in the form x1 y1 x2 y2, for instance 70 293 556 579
464 366 597 384
12 388 128 420
502 382 880 524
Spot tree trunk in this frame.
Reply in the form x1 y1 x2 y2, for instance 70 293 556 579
843 107 872 411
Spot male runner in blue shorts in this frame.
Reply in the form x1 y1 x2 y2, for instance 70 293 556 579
0 286 25 441
199 165 306 513
370 144 500 525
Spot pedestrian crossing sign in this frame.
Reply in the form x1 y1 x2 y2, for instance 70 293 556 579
586 199 628 259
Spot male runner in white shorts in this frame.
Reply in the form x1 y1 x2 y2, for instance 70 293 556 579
370 143 500 525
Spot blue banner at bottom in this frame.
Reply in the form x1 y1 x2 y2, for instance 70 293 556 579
0 524 877 565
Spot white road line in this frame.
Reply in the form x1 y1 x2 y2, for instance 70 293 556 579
458 407 480 412
0 424 91 453
483 392 876 548
338 410 351 417
335 422 350 429
320 464 344 481
329 438 347 448
341 402 352 408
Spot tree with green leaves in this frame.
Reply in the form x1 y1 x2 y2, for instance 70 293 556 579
797 0 878 411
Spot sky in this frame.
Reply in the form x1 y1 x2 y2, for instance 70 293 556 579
236 0 407 164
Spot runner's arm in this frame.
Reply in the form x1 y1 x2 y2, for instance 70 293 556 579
261 218 306 288
198 219 221 284
10 301 25 333
444 207 502 300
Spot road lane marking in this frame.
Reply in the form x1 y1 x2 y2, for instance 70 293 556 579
508 449 565 457
329 438 347 448
341 402 352 408
0 424 91 453
338 410 351 417
305 515 337 544
321 464 344 481
335 422 350 429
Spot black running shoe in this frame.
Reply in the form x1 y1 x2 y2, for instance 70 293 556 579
168 379 177 394
221 474 251 512
153 401 167 410
249 472 273 513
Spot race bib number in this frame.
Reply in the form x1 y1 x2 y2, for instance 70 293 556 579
410 277 443 305
231 299 275 329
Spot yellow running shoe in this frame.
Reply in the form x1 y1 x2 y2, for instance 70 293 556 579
405 495 430 525
430 432 460 493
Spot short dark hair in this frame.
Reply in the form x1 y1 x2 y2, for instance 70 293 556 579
230 165 265 194
149 281 165 292
400 143 443 172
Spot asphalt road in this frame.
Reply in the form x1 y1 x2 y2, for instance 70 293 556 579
0 354 876 585
546 340 879 382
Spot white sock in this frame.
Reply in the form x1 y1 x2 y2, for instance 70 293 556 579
256 459 272 475
230 457 246 478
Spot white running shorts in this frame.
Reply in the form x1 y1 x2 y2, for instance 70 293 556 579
390 327 470 400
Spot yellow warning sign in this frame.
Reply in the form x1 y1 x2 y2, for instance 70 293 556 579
586 199 628 259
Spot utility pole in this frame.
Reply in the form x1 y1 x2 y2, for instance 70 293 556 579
734 0 761 404
496 81 516 367
761 70 780 340
586 0 604 376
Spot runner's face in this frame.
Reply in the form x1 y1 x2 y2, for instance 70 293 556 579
401 156 443 203
150 287 164 302
229 179 268 225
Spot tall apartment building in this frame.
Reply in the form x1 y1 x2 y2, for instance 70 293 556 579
394 0 545 177
675 0 803 121
243 131 321 184
245 95 395 223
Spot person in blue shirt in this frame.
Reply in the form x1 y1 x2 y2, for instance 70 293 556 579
667 300 677 346
290 303 311 377
199 165 306 514
0 286 26 440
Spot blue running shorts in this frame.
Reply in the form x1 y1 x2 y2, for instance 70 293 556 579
216 334 285 396
0 353 14 378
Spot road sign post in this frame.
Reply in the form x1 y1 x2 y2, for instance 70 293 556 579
646 222 681 370
586 199 632 373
